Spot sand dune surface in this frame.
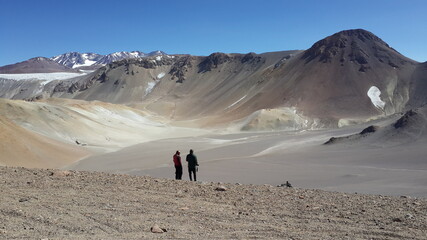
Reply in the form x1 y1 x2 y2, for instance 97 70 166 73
0 115 89 168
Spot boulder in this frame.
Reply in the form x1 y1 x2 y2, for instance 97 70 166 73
215 186 227 191
150 224 166 233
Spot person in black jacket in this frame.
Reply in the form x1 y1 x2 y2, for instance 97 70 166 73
186 149 199 181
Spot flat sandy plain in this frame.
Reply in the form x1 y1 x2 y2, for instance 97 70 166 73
70 114 427 198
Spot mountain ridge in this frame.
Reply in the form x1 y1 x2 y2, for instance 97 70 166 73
50 50 168 70
0 57 80 74
0 29 425 129
0 51 169 73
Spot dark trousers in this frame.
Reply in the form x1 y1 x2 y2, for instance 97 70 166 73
175 166 182 180
188 167 196 181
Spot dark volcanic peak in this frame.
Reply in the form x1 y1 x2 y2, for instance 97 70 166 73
337 29 387 44
301 29 413 69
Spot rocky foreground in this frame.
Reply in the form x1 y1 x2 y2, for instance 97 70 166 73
0 167 426 239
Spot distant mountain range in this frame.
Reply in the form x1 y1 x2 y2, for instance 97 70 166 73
51 50 167 69
0 50 167 73
0 29 426 129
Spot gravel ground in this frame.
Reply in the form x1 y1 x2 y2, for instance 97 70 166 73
0 166 426 239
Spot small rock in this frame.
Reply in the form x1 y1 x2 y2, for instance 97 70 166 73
277 181 293 188
215 186 227 191
298 195 305 199
19 197 29 202
405 214 415 219
179 207 189 210
50 170 72 177
151 224 166 233
392 217 402 222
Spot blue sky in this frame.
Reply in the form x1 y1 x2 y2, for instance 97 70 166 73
1 0 426 66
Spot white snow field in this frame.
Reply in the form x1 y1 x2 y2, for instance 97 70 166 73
367 86 386 109
0 72 88 81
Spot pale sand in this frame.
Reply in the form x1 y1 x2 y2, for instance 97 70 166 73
69 121 427 198
2 98 426 198
0 115 90 168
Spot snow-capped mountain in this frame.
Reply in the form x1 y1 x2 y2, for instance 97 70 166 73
51 51 167 69
94 51 146 65
147 50 167 56
52 52 103 69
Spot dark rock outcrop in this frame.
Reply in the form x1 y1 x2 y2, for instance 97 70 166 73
324 125 378 145
169 56 193 83
241 52 262 64
359 125 378 134
198 53 231 73
394 110 417 129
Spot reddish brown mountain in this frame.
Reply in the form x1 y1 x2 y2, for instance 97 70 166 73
255 29 418 119
0 57 78 73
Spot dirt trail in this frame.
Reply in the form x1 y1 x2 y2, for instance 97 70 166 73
1 166 426 239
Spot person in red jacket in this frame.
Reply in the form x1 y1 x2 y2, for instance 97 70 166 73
173 151 182 180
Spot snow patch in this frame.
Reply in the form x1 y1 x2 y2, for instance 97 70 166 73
145 81 157 96
155 56 162 61
73 59 96 68
157 72 165 79
367 86 385 110
225 95 247 110
0 72 88 82
72 59 97 68
130 52 140 57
